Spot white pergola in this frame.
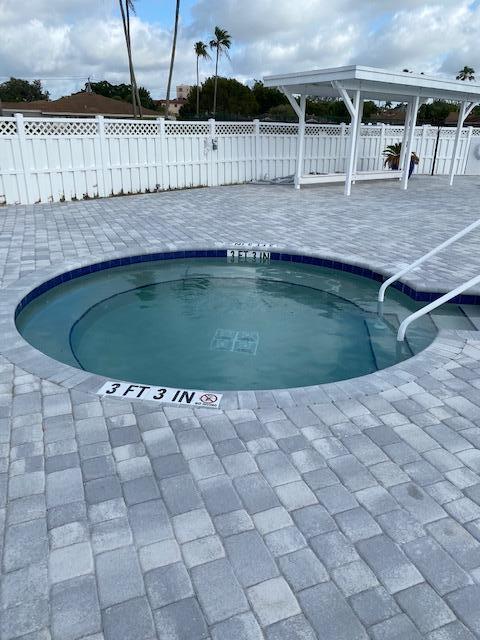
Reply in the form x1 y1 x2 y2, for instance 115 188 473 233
263 65 480 195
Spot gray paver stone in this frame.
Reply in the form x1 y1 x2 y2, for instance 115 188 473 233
103 596 156 640
298 581 368 640
224 529 279 587
96 545 145 607
51 575 101 640
154 597 208 640
191 558 248 624
145 561 193 608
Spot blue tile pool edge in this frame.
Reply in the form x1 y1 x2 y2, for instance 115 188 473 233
14 249 480 319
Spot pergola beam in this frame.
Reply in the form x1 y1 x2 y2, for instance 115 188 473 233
449 101 478 186
279 86 302 119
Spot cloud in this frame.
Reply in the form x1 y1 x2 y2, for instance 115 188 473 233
0 0 479 100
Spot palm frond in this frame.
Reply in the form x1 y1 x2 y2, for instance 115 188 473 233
194 41 210 58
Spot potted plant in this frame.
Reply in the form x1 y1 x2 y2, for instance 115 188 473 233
383 143 419 176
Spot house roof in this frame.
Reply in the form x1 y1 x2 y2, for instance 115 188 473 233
1 92 160 117
264 65 480 103
154 98 187 106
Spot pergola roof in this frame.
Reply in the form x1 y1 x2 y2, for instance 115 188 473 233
262 65 480 196
264 65 480 103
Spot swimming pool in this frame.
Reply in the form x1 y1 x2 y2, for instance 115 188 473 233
15 253 475 391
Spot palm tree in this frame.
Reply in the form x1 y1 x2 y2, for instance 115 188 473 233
456 66 476 81
165 0 181 118
194 41 210 117
209 26 231 115
118 0 142 117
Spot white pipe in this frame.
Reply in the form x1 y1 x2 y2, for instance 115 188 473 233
378 217 480 302
398 273 480 341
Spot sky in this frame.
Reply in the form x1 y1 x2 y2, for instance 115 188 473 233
0 0 479 100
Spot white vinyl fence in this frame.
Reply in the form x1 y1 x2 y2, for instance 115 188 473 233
1 114 480 205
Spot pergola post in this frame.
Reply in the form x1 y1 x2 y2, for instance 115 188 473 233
401 95 420 190
344 90 361 196
449 101 477 186
399 100 413 172
295 95 307 189
352 98 365 182
280 86 306 189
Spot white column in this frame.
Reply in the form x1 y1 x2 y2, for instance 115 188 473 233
449 102 477 186
352 98 364 181
399 100 412 173
344 90 361 196
294 94 306 189
449 102 467 186
401 95 420 190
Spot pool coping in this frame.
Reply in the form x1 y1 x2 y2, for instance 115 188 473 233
1 241 477 410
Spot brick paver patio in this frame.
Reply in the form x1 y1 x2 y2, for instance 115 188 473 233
1 176 480 639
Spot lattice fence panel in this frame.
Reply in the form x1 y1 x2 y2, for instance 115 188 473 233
165 122 210 135
472 128 480 136
215 122 255 135
0 119 17 136
361 126 383 137
259 123 299 135
23 120 98 136
105 121 159 137
305 125 343 136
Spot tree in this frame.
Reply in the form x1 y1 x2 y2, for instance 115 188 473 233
179 77 257 119
87 81 158 111
194 42 210 117
118 0 142 117
209 27 232 115
252 81 287 114
0 78 49 102
418 100 452 125
456 66 475 81
266 104 296 121
165 0 181 116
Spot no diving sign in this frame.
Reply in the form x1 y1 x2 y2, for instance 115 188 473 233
97 381 222 409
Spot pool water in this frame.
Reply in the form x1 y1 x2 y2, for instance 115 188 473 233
15 258 475 390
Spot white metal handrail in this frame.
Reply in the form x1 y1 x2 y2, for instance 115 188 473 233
397 273 480 341
378 218 480 303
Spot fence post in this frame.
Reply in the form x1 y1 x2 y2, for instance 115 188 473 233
95 116 108 197
338 122 346 173
253 119 260 181
208 118 216 187
158 117 167 190
15 113 34 204
378 123 386 171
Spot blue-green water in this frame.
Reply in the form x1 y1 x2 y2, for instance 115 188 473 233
15 258 474 390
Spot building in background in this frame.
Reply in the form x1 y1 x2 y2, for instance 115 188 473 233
154 85 191 118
